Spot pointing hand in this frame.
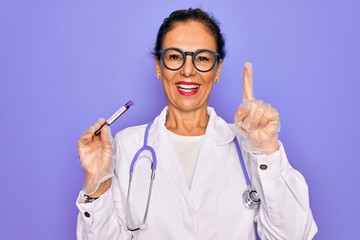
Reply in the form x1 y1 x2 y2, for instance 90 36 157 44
234 63 280 155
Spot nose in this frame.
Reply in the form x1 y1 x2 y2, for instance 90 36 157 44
180 55 196 77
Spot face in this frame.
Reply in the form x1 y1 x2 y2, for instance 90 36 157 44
155 21 223 113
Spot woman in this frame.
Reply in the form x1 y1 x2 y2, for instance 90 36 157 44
76 8 317 239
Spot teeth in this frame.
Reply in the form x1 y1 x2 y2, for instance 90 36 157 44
176 84 199 90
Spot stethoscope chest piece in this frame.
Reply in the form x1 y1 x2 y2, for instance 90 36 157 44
242 189 260 209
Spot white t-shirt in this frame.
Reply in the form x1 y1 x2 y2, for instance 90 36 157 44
167 129 204 187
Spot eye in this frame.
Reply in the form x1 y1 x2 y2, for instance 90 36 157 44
196 56 210 62
165 49 183 62
169 54 182 61
195 51 213 62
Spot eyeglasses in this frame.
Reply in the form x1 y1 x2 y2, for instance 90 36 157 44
158 48 221 72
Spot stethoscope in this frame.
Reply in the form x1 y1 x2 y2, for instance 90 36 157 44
125 120 260 231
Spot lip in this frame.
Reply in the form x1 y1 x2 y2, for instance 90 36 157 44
175 81 201 96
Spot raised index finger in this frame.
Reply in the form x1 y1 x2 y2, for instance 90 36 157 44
243 62 254 102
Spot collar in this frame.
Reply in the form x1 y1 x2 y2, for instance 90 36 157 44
148 106 235 148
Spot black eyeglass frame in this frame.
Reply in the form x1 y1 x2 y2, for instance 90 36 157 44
157 47 221 73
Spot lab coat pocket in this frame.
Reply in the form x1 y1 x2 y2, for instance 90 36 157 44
217 193 256 240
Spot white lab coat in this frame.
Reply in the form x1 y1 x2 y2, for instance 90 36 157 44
76 107 317 240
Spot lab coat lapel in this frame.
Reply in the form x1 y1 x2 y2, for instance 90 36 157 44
190 108 235 196
156 138 196 209
189 137 217 195
149 108 196 210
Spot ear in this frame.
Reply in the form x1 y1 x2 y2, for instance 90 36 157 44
214 59 223 81
155 58 162 78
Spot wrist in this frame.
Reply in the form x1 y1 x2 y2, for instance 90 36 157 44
258 140 279 155
87 178 112 198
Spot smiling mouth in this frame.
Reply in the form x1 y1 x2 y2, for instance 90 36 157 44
175 82 201 96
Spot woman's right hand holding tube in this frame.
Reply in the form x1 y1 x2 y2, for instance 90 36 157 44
78 118 114 197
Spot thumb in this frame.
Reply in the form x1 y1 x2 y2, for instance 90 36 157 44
243 62 254 102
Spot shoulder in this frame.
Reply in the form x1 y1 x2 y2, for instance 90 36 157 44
114 124 147 145
207 107 240 136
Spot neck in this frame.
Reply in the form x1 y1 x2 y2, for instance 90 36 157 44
165 106 209 136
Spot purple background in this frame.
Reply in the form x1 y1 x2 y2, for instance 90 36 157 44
1 0 359 239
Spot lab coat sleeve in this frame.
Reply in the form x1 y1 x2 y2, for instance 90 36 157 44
242 141 318 239
76 177 131 239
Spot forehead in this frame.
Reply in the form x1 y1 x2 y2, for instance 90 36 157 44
162 21 217 51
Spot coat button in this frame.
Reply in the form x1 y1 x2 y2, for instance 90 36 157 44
259 164 268 170
84 212 91 218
